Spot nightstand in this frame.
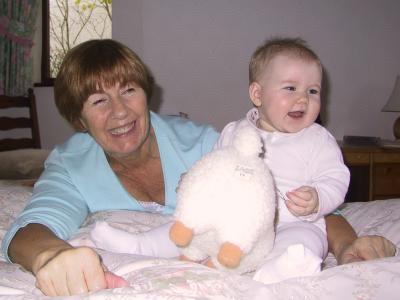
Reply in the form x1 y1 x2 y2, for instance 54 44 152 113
340 143 400 202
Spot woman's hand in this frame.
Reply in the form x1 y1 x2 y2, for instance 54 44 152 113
325 214 397 265
336 235 397 265
33 245 129 296
9 224 128 296
34 246 108 296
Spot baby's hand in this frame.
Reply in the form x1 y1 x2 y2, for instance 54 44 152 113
285 186 319 217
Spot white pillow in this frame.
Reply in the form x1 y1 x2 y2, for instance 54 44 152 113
0 149 50 179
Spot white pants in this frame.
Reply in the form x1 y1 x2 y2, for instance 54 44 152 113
253 221 327 284
270 221 328 260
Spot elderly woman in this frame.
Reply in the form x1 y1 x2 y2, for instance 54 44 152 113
2 39 396 297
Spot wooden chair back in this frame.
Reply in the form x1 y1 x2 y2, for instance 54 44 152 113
0 88 41 151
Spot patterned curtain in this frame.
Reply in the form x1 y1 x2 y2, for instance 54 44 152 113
0 0 39 96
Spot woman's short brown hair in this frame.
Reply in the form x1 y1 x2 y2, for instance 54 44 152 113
249 37 322 84
54 39 154 130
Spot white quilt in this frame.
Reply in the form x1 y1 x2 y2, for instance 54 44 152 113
0 183 399 300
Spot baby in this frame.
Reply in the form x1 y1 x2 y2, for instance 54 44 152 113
213 37 350 283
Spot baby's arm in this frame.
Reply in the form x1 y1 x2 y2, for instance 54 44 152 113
299 128 350 218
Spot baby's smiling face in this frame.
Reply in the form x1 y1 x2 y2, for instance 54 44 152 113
249 53 322 133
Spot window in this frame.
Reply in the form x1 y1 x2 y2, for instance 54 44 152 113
39 0 112 85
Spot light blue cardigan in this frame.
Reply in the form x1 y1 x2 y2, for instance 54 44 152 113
2 112 219 261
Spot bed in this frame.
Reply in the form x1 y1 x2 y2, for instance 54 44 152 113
0 93 399 299
0 185 399 300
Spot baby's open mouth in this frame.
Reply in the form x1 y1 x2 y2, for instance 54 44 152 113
287 111 304 118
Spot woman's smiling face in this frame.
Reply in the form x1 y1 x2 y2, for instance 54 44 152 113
80 82 151 158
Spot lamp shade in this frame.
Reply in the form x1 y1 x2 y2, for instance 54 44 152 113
382 75 400 112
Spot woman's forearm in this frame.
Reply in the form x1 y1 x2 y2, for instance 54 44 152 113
325 213 357 258
8 223 72 274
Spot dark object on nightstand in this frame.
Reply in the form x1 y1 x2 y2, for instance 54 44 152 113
343 135 381 146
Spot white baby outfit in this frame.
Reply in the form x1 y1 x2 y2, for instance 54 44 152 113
215 108 350 283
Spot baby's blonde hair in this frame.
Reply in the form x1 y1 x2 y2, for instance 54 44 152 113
249 37 322 84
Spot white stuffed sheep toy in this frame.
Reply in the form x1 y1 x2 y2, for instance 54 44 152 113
169 122 277 274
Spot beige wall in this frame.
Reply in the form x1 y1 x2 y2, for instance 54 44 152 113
35 0 400 149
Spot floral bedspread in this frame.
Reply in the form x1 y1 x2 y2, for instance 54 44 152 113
0 183 399 300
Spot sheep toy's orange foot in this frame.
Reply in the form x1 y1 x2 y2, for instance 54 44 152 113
217 242 243 269
169 221 193 247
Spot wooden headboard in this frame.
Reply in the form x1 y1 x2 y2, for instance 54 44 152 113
0 88 41 151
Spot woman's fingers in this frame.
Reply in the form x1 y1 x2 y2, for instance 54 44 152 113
338 235 396 265
68 267 89 295
35 247 107 296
